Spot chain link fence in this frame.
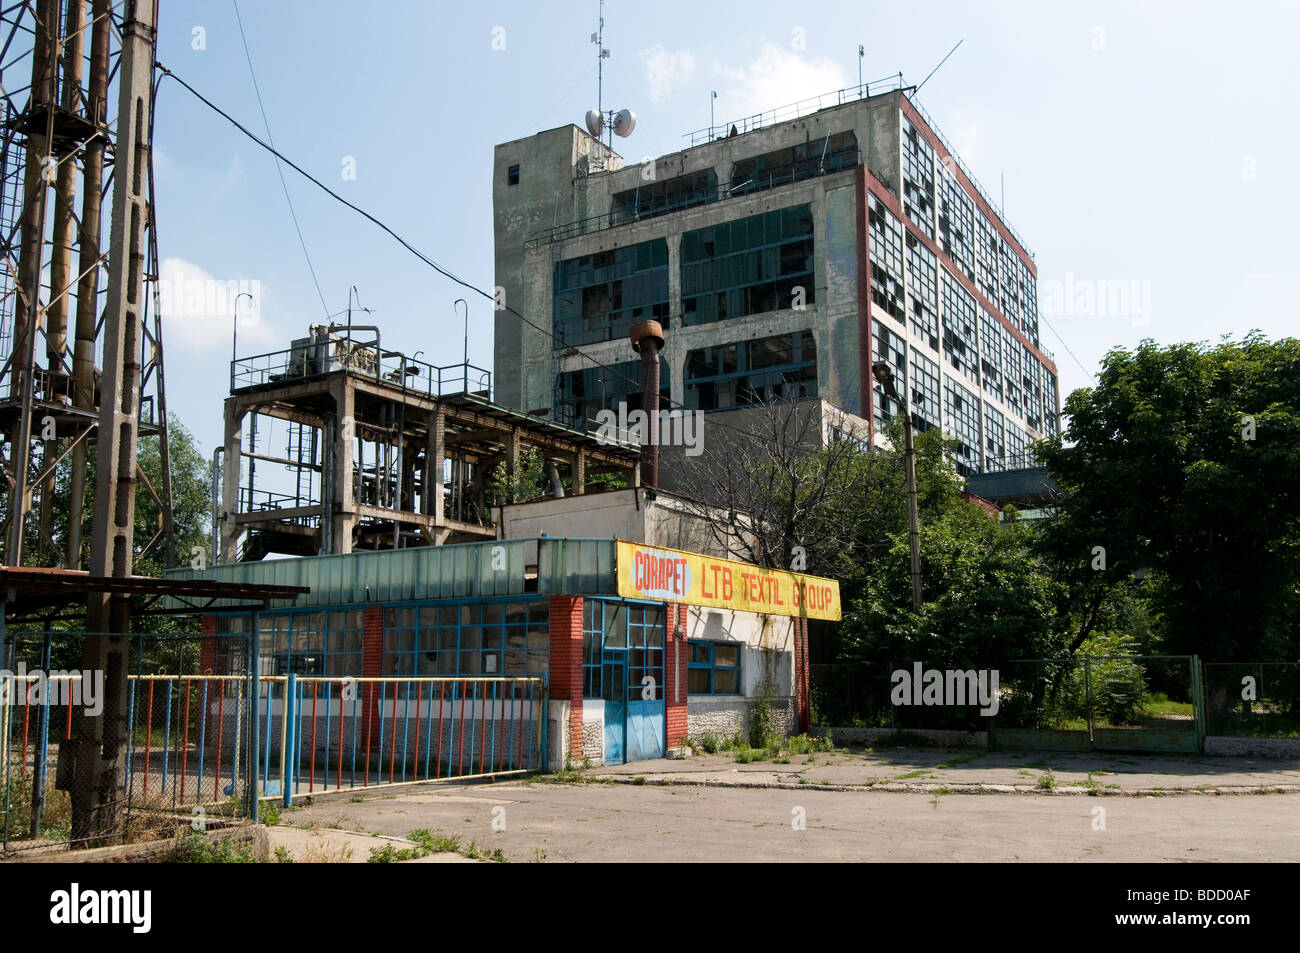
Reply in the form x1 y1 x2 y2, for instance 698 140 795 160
2 631 251 855
1202 663 1300 738
811 655 1205 751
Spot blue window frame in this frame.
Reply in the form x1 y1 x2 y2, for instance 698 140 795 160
234 608 364 677
687 640 742 695
583 599 664 699
382 599 548 677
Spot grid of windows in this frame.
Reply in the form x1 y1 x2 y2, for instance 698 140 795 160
998 239 1020 330
940 271 979 384
611 169 717 225
554 357 669 430
688 640 742 695
938 169 975 282
1006 422 1028 468
553 240 669 347
730 131 857 196
905 232 939 352
868 194 905 321
684 330 817 411
1017 256 1039 345
382 601 549 677
943 376 982 476
974 213 1000 305
681 205 815 325
1022 349 1044 432
583 601 664 700
1001 325 1024 418
979 309 1003 403
1044 371 1059 437
983 402 1007 467
872 319 908 433
256 609 364 677
908 347 941 433
901 117 936 239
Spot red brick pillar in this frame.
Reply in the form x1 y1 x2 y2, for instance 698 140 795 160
796 617 811 734
362 606 384 777
200 615 217 674
664 604 688 750
548 595 583 759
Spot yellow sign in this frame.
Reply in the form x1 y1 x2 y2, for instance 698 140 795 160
615 541 841 621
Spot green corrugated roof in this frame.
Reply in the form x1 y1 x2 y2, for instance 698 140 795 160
166 537 615 610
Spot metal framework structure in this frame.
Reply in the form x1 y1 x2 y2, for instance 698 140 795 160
0 0 166 843
222 330 641 561
0 0 173 573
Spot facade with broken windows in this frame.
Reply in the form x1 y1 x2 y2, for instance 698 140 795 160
492 88 1058 479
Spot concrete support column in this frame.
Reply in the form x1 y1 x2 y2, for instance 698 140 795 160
430 409 445 523
220 398 244 563
571 450 586 496
331 377 356 554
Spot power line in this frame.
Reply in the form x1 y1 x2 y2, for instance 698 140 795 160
230 0 330 319
153 61 731 428
1040 312 1097 384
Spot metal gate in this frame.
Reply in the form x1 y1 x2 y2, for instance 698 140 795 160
992 655 1204 753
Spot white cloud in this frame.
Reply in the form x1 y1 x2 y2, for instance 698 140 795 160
158 256 276 354
641 44 696 105
713 42 848 123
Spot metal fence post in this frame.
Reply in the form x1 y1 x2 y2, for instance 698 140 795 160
247 617 260 823
1084 656 1094 744
540 674 548 772
283 673 297 809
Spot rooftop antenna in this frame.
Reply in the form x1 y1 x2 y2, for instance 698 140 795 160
593 0 608 115
858 45 864 96
584 1 637 151
914 38 963 95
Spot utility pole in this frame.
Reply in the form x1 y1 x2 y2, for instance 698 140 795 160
71 0 157 845
873 360 922 611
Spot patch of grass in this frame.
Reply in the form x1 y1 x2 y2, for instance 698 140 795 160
529 848 547 863
462 839 509 863
1026 757 1056 769
894 769 933 781
630 776 646 785
348 795 365 803
301 842 354 863
1035 770 1056 791
934 752 981 770
798 777 808 785
273 845 294 863
260 802 281 827
163 831 256 863
693 732 720 755
785 733 835 755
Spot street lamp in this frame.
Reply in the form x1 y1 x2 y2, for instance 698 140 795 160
232 291 254 391
454 298 469 393
873 360 922 612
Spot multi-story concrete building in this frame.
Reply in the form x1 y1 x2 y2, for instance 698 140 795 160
492 85 1058 477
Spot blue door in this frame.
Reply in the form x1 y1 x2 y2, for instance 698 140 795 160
626 608 665 761
602 652 626 765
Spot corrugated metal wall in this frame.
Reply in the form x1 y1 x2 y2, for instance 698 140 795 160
168 538 616 609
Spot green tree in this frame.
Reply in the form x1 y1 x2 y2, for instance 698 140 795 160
1036 334 1300 661
842 502 1062 670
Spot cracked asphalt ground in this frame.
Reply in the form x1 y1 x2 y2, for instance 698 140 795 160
279 773 1300 863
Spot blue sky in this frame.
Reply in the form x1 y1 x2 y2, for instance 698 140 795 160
155 0 1300 457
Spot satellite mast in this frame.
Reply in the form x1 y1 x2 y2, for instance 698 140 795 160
593 0 608 115
584 0 636 152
